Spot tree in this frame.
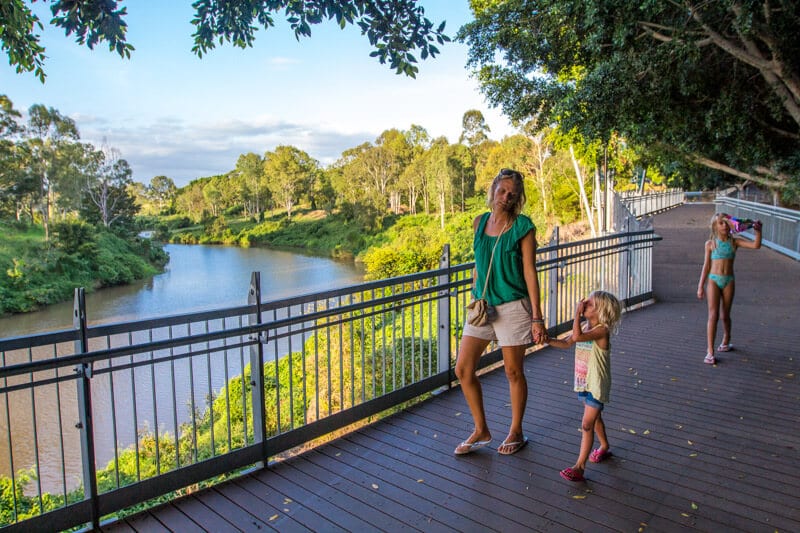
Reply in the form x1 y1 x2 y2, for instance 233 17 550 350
83 144 137 228
23 104 80 240
458 109 490 148
263 145 318 218
234 153 266 218
459 0 800 202
4 0 449 82
147 175 177 213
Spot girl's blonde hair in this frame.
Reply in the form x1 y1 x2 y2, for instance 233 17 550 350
487 168 526 216
709 212 731 240
589 290 622 335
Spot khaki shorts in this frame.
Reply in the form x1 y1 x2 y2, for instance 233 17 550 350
462 298 533 347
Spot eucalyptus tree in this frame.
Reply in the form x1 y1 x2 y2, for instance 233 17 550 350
147 175 177 214
83 145 137 229
263 145 318 219
23 104 80 240
459 109 490 148
234 152 266 218
459 0 800 202
4 0 449 82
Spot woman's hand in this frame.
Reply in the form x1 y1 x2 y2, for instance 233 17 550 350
532 321 547 344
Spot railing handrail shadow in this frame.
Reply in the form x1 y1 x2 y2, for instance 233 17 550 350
0 229 661 532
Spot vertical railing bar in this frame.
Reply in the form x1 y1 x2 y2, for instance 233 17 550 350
53 341 68 500
313 301 320 422
300 303 308 425
222 317 232 453
148 328 160 474
372 288 377 398
338 295 345 410
188 319 198 463
349 294 356 408
105 333 119 488
287 304 294 430
247 272 266 465
236 314 249 445
127 330 141 482
273 308 282 432
325 304 332 415
1 350 19 523
204 319 215 455
168 325 180 467
27 345 43 510
73 287 99 530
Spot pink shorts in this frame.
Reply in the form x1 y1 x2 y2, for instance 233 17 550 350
462 298 533 347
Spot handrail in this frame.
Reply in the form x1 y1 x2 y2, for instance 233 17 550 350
715 196 800 260
0 230 661 531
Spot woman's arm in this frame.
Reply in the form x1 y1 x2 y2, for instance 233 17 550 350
521 229 546 342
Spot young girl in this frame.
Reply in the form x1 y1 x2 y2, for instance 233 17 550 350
547 290 622 482
697 213 762 364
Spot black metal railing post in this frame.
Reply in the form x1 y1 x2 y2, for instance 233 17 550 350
73 288 99 530
436 244 451 382
248 272 267 465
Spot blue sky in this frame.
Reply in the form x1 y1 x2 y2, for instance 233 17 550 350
0 1 516 187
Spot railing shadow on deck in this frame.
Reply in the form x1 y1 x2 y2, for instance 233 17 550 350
0 225 665 532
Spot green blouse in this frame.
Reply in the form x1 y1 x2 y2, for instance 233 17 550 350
471 213 536 306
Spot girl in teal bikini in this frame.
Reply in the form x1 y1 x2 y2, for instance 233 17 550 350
697 213 762 364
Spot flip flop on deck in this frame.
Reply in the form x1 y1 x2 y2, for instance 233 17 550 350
497 436 528 455
454 439 492 455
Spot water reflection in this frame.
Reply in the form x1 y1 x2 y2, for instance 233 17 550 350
0 244 364 492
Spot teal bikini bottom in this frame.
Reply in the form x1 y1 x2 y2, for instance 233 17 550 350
709 273 734 290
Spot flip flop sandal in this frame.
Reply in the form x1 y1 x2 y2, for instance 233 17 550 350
559 467 585 482
717 343 733 352
454 439 492 455
589 448 612 463
497 436 528 455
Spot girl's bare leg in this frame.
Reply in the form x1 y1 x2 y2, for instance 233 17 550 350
593 412 609 452
706 280 721 354
454 335 492 445
719 282 735 346
571 404 601 475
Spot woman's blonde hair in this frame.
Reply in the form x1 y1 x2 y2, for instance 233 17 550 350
589 290 622 335
487 168 526 216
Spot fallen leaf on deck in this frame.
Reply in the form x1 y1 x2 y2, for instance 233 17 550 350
284 498 292 504
629 429 636 434
572 495 586 499
372 483 379 489
270 514 279 521
417 479 424 483
455 412 462 416
681 513 690 518
687 440 693 445
670 377 678 381
689 453 698 457
643 429 650 435
691 502 698 510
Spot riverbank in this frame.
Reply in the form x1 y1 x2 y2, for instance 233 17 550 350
0 221 168 316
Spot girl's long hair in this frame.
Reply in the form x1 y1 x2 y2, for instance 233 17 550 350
589 290 622 335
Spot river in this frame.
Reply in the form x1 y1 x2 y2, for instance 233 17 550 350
0 244 365 493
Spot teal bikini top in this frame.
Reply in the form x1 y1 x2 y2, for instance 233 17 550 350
711 238 735 260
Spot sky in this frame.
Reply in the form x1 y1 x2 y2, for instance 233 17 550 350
1 1 517 188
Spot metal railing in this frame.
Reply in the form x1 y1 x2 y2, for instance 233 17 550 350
715 197 800 260
0 229 661 531
618 188 684 219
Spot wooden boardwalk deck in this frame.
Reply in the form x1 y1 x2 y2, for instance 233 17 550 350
102 204 800 532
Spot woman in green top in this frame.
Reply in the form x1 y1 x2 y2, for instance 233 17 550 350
454 168 547 456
